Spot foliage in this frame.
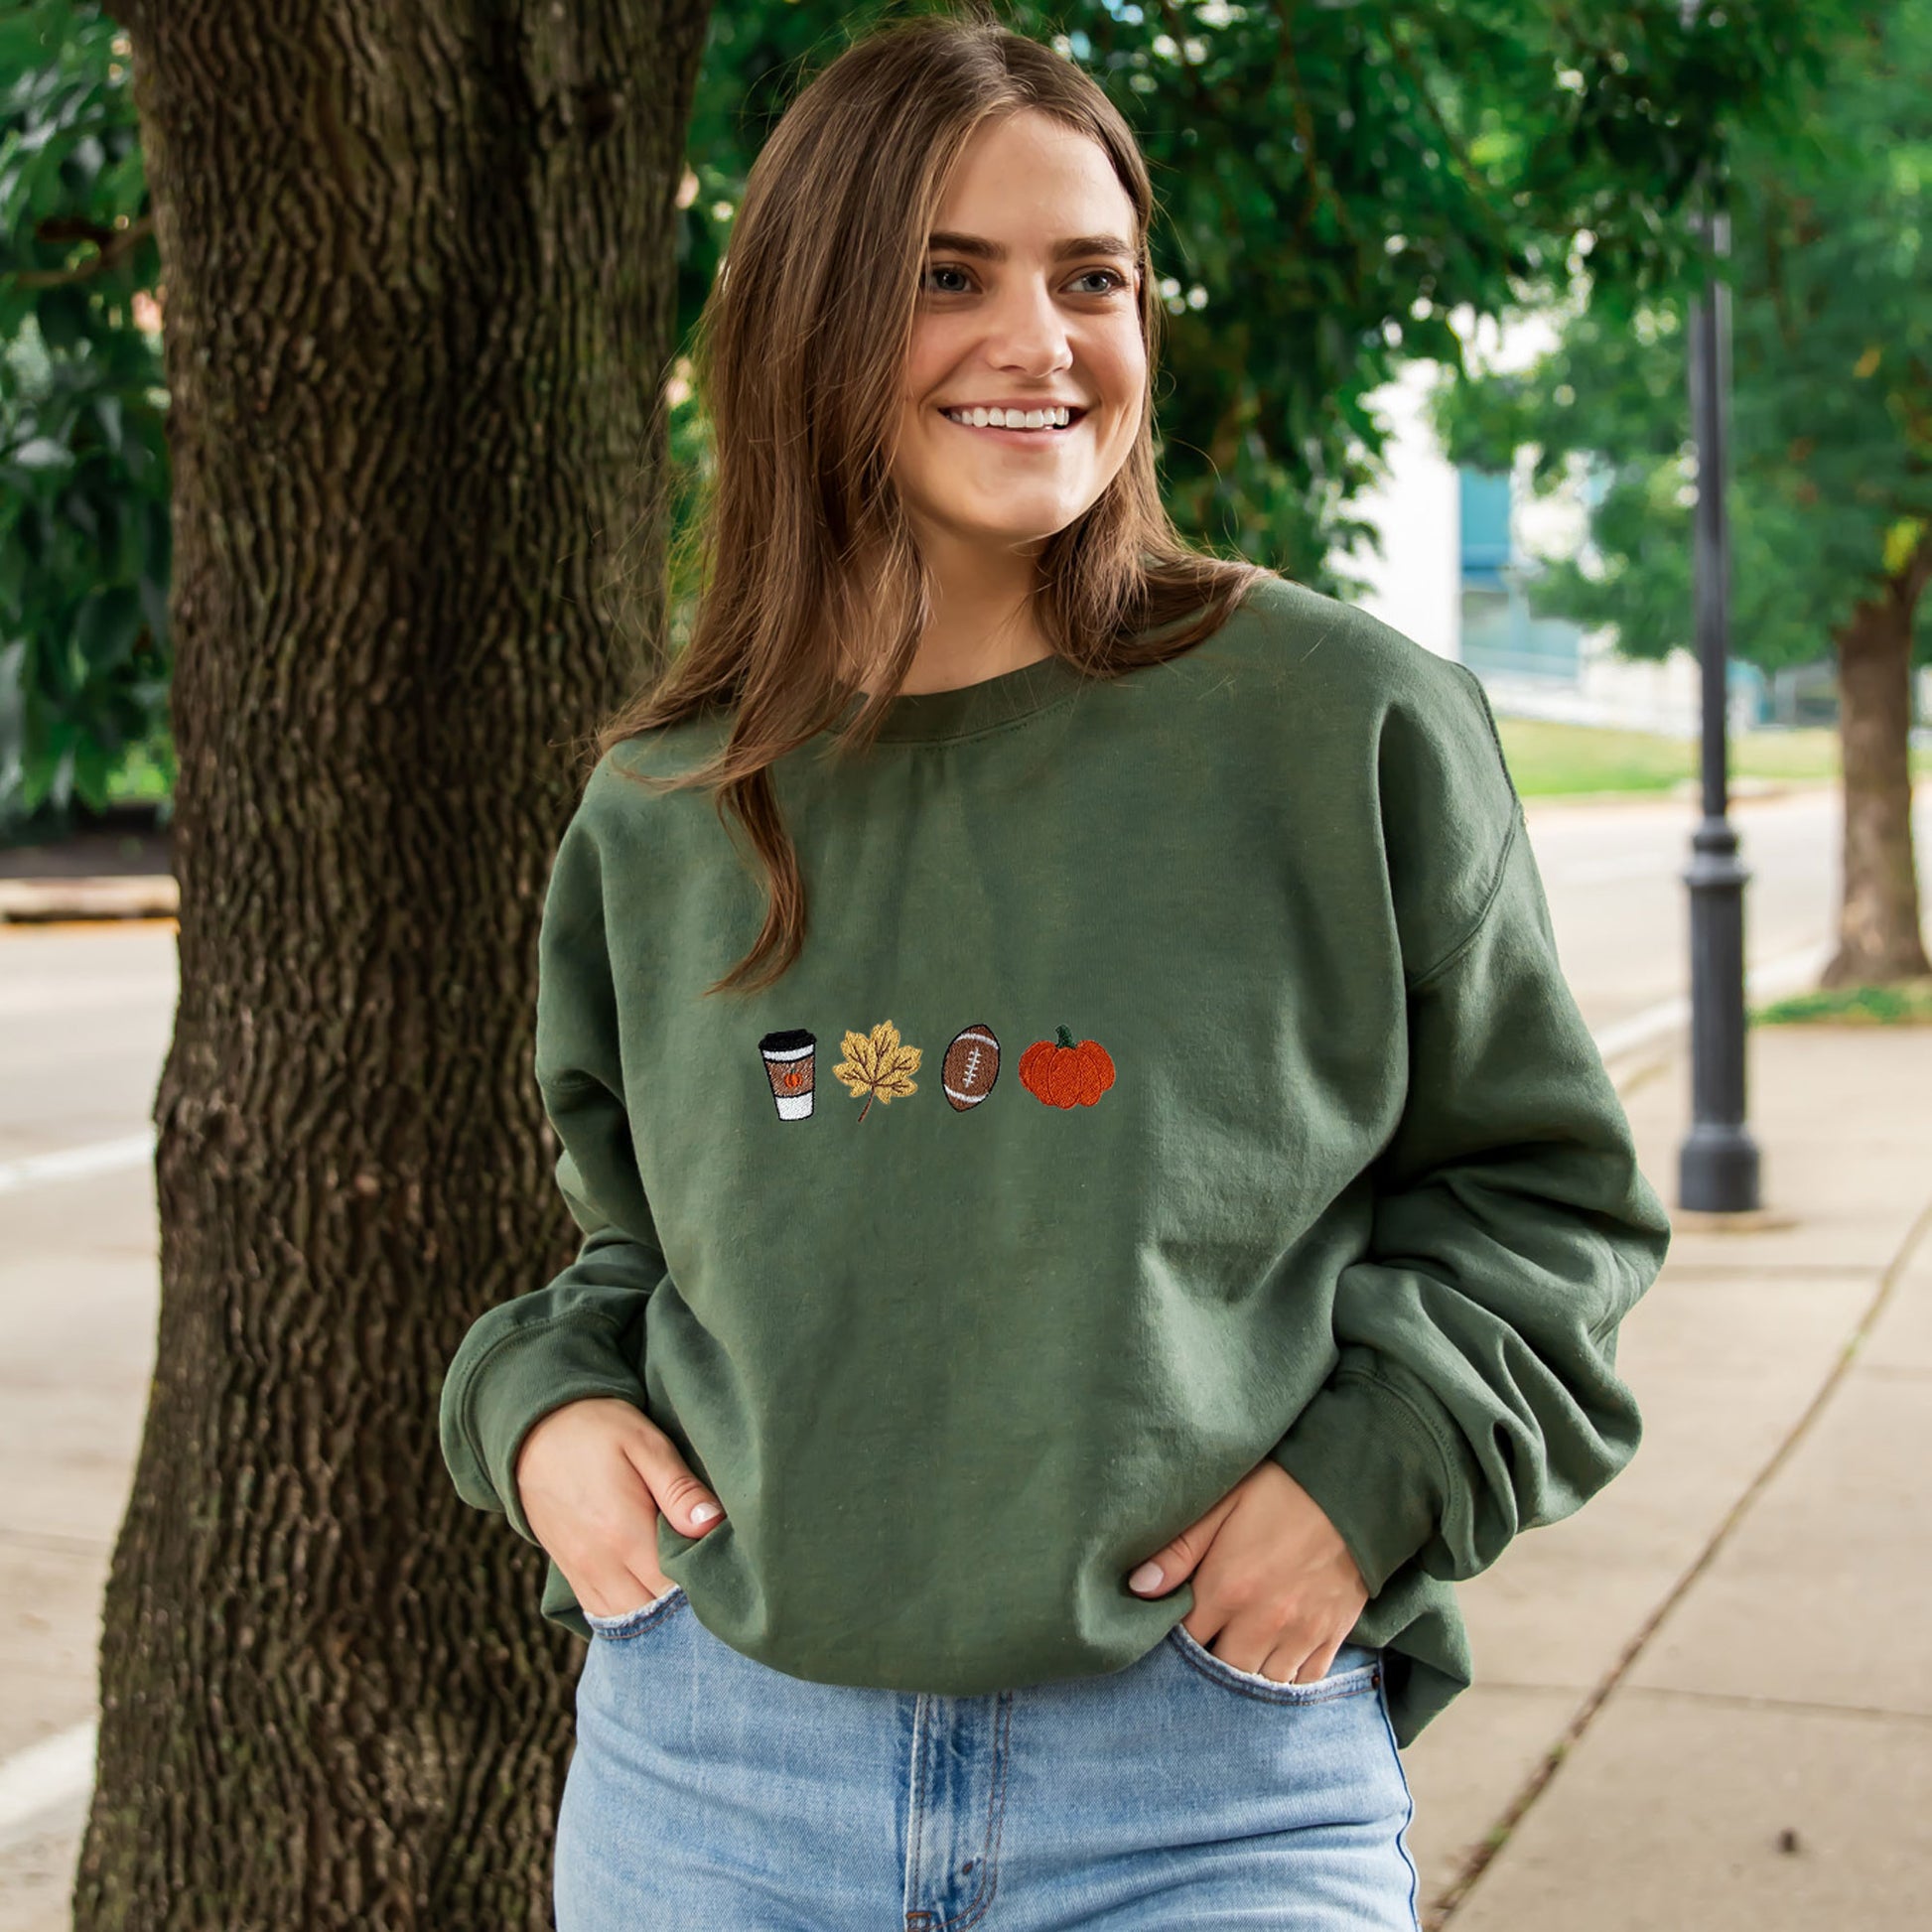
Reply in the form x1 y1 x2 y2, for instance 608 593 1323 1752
1 0 1861 825
659 0 1852 606
1433 2 1932 674
0 0 168 835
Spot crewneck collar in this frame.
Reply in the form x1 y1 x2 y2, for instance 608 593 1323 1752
825 651 1091 744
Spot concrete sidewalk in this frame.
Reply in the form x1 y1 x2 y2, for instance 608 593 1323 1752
1407 1022 1932 1929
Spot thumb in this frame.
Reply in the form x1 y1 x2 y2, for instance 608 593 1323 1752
624 1431 727 1536
1127 1505 1226 1595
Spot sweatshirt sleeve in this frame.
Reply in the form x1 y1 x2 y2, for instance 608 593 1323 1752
1268 661 1673 1597
437 773 667 1546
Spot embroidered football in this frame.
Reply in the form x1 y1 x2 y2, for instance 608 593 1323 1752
941 1023 1001 1111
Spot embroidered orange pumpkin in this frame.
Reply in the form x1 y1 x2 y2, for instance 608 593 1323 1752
1018 1026 1116 1109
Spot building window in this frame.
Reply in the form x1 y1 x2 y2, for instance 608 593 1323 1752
1457 467 1583 685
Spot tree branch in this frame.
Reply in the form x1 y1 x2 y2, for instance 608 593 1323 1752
10 213 155 289
1264 0 1355 250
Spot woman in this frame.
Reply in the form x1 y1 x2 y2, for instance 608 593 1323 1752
439 10 1673 1928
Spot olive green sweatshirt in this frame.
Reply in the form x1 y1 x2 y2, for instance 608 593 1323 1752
437 572 1672 1748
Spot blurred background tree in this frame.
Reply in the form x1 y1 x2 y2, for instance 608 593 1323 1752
1435 0 1932 984
0 0 167 838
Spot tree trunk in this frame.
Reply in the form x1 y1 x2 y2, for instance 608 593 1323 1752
1822 574 1930 987
75 2 709 1924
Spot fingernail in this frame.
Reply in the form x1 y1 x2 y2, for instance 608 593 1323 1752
691 1501 720 1525
1128 1561 1164 1592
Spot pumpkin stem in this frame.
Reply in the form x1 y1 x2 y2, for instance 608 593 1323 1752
1055 1025 1076 1048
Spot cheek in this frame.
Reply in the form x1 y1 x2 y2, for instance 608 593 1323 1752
1102 379 1145 460
1105 354 1144 415
900 318 961 403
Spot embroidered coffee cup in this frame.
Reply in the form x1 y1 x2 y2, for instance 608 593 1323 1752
759 1029 815 1121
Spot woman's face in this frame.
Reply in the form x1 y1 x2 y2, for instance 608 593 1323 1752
892 109 1146 564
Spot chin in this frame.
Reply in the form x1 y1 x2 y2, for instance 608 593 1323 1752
937 496 1091 541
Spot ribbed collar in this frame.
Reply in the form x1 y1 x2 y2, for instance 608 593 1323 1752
824 651 1091 744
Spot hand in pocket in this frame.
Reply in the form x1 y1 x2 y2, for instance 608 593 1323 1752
513 1397 726 1619
1127 1459 1368 1685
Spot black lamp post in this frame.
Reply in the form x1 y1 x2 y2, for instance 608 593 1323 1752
1677 0 1762 1213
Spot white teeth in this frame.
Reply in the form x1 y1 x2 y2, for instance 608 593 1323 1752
942 405 1075 429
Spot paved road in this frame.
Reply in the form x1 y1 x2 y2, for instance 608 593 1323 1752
1527 782 1930 1035
0 923 172 1924
5 782 1915 1146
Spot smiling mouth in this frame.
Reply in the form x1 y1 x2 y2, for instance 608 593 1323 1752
937 406 1091 437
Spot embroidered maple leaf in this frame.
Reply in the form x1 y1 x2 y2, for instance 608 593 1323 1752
833 1020 921 1122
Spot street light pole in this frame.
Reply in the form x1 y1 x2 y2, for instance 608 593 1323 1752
1677 0 1761 1212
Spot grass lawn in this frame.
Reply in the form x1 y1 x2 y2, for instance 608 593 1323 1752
1753 980 1932 1026
1495 717 1932 797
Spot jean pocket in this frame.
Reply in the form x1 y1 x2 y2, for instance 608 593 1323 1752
1166 1623 1383 1705
582 1579 686 1642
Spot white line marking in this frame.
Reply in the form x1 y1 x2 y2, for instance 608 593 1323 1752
0 1131 155 1195
0 1722 95 1842
1593 941 1837 1065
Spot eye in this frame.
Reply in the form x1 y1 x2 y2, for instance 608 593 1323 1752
919 263 1135 297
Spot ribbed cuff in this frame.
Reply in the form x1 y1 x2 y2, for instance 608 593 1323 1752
1268 1369 1456 1596
458 1315 646 1545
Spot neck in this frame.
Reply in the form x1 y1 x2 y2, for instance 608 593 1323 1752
853 527 1054 698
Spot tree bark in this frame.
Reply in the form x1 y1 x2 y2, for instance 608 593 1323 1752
75 1 710 1924
1822 571 1931 987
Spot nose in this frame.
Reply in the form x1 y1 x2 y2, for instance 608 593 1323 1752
981 273 1074 378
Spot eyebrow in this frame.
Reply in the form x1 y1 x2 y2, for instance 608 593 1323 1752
924 230 1138 266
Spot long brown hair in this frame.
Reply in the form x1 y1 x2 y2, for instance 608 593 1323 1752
597 4 1274 996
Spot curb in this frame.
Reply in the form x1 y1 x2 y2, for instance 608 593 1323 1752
0 876 178 923
0 779 1840 921
1519 776 1835 811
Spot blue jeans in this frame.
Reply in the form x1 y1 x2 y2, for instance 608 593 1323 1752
556 1580 1423 1929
